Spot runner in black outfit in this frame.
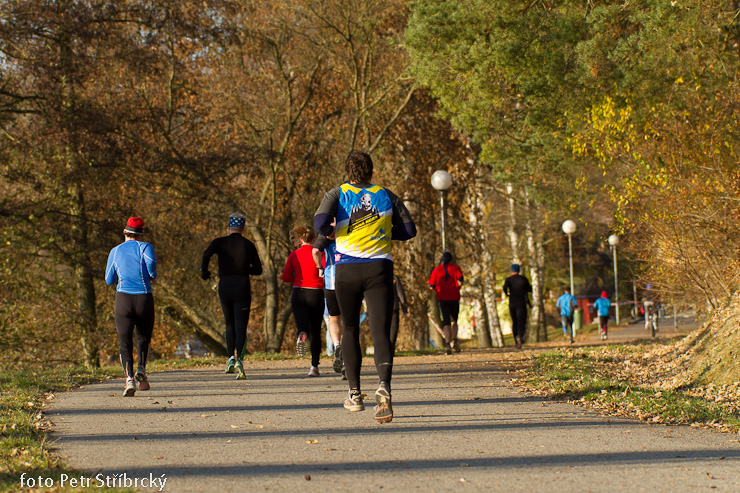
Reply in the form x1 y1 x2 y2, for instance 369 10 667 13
502 263 532 349
201 212 263 379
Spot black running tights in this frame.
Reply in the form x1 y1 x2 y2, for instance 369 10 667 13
115 292 154 379
510 305 528 341
335 261 394 391
291 287 325 367
219 276 252 360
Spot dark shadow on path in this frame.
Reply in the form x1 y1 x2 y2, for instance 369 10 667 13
84 449 740 479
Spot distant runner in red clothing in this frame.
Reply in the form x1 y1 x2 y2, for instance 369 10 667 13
282 224 325 377
428 252 464 354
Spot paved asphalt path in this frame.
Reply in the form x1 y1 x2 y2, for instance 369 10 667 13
48 346 740 492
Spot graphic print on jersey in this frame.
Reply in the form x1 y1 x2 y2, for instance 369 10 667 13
348 193 379 234
335 184 393 262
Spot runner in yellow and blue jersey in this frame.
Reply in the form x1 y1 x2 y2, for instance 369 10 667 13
314 151 416 423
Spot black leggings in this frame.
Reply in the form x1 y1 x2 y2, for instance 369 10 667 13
438 300 460 326
115 292 154 379
335 261 394 390
291 288 325 367
510 305 528 340
218 276 252 360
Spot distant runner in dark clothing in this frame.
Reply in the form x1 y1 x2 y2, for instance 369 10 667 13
201 212 263 380
502 263 532 349
105 216 157 397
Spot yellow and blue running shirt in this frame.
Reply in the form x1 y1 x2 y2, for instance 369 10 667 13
335 183 393 263
314 181 417 264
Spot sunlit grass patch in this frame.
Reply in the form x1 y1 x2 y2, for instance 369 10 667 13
524 345 740 432
0 366 130 492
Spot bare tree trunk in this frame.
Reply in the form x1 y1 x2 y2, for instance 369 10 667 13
524 189 546 342
465 185 493 348
506 182 521 264
485 272 505 347
262 264 283 353
71 206 100 367
157 281 228 356
273 302 293 353
471 292 492 348
535 227 547 341
428 296 445 349
61 32 99 367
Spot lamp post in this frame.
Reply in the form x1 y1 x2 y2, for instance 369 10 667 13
608 234 620 325
562 220 577 295
431 170 452 252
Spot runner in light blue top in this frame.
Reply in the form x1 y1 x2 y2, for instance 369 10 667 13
104 217 158 397
593 291 611 340
556 287 577 343
105 236 157 294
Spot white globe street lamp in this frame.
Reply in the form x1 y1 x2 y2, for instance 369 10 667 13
608 234 621 325
431 170 452 252
562 220 577 296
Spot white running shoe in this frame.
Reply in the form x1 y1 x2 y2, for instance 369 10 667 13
123 378 136 397
344 390 364 412
308 366 320 377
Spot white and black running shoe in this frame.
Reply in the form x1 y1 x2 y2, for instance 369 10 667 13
135 370 150 391
333 344 343 373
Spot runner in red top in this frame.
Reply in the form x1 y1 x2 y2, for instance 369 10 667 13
428 252 464 354
282 225 325 376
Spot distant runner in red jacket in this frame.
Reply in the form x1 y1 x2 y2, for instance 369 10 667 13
282 225 325 377
428 252 464 355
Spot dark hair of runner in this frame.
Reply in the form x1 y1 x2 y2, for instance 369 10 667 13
289 224 316 245
345 151 373 183
124 232 143 240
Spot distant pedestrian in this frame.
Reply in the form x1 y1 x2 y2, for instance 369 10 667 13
390 274 408 353
593 291 611 340
312 228 345 379
282 224 325 377
502 264 532 349
201 212 263 380
105 217 157 397
642 285 659 332
557 287 578 344
314 150 417 423
428 252 464 354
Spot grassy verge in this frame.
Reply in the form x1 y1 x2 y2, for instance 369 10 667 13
0 366 126 492
520 343 740 433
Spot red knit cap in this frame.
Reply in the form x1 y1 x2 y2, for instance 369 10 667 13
601 291 608 298
124 217 145 234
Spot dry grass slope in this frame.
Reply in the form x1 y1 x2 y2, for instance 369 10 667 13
659 294 740 389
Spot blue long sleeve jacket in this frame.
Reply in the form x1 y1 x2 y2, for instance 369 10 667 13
105 240 157 294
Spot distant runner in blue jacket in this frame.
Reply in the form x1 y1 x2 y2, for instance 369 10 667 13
105 217 157 397
556 287 577 344
593 291 611 340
